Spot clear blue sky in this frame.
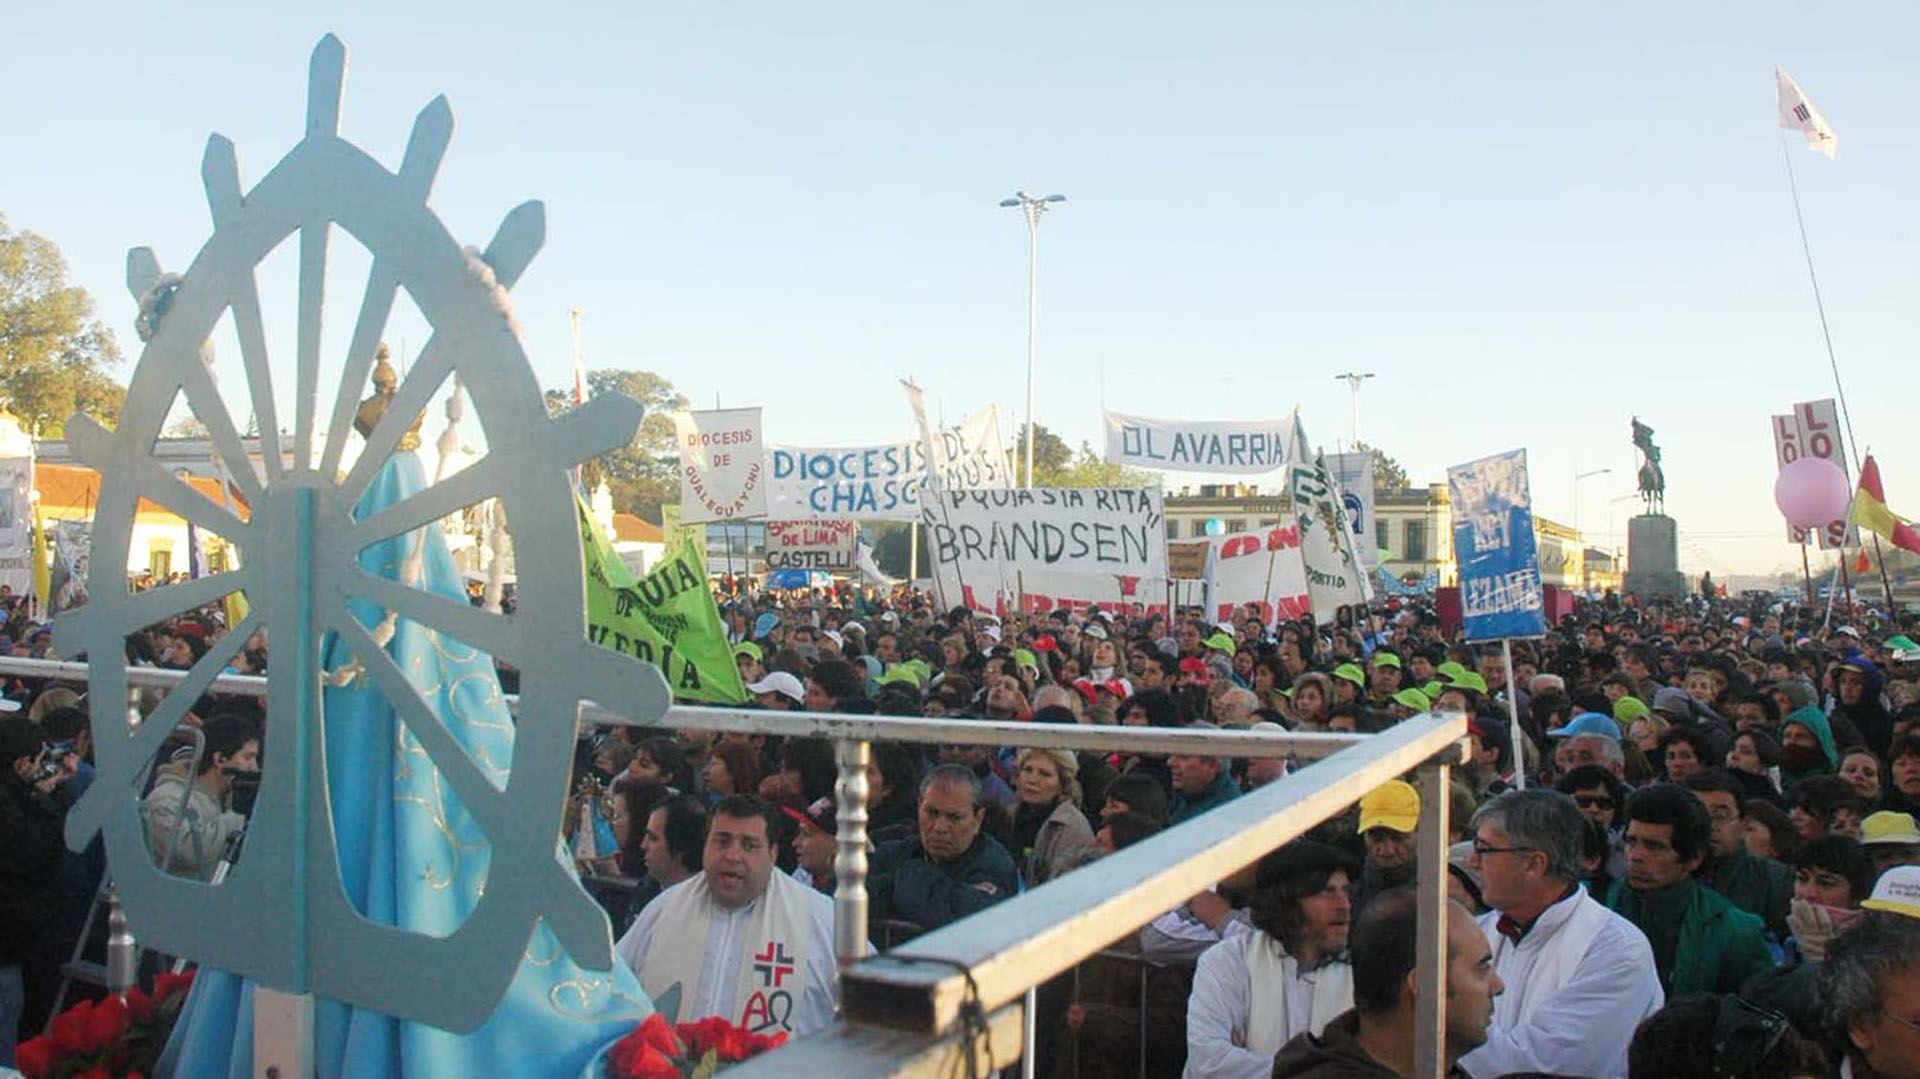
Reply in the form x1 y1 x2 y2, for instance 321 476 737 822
8 2 1918 577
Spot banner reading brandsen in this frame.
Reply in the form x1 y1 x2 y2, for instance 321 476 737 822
764 519 858 571
579 498 747 704
1103 411 1295 475
921 486 1168 583
673 407 767 523
1448 448 1546 642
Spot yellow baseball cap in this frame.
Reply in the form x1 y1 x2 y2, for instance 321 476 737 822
1861 811 1920 848
1862 865 1920 920
1359 780 1421 835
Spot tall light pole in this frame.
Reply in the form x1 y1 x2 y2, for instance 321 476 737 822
1332 371 1375 448
1573 467 1611 591
1001 191 1065 487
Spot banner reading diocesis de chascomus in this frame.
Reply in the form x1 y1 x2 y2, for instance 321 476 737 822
577 497 747 704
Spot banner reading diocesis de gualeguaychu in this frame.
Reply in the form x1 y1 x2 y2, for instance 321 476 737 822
577 498 747 704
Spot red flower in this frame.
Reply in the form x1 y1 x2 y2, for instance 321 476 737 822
626 1046 680 1079
636 1012 682 1059
749 1030 789 1055
125 986 156 1025
86 993 131 1048
608 1014 686 1079
714 1025 754 1063
153 969 196 1005
50 999 97 1055
14 1035 53 1078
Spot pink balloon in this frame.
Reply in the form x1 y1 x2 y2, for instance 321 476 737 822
1774 456 1852 529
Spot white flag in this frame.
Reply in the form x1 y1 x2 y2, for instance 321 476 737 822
1776 67 1837 159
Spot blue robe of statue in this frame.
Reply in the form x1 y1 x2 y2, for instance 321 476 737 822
160 453 651 1077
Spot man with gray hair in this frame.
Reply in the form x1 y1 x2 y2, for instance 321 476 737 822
1458 788 1662 1079
1212 686 1260 729
867 764 1018 940
1820 911 1920 1078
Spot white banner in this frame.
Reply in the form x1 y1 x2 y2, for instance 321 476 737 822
674 407 768 523
1205 522 1312 627
1325 451 1377 569
944 566 1172 620
768 441 924 520
1103 411 1295 475
764 519 858 572
1288 419 1372 624
937 406 1013 492
921 487 1167 589
49 519 91 614
0 457 30 561
766 407 1009 522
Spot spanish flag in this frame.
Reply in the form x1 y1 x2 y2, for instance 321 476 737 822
1851 454 1920 554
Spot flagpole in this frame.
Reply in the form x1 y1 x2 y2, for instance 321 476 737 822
1778 129 1863 465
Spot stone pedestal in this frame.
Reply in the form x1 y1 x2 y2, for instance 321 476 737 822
1625 514 1686 601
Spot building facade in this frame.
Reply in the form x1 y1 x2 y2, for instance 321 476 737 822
1165 479 1617 595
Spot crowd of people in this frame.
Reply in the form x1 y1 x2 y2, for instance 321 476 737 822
5 580 1920 1078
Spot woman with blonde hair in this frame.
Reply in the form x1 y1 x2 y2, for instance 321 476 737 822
1010 747 1094 885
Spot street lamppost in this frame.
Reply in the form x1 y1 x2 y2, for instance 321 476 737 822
1000 191 1065 488
1573 467 1611 591
1332 371 1375 449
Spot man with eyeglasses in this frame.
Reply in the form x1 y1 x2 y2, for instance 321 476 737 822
1685 769 1793 941
1457 789 1661 1079
617 794 840 1039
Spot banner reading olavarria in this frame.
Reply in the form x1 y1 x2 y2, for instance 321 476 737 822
577 497 747 704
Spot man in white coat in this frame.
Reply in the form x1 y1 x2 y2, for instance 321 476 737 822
1458 788 1663 1079
1185 839 1357 1079
617 795 839 1038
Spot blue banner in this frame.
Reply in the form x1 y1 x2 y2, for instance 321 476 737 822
1447 449 1546 641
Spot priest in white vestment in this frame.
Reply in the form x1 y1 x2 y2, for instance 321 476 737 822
617 795 839 1038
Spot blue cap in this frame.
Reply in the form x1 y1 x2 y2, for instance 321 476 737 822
1545 712 1621 741
754 612 781 638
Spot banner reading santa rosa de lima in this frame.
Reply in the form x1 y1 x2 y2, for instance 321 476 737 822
1447 448 1546 641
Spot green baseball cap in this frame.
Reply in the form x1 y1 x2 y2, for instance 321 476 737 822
1332 663 1367 688
1450 671 1489 695
1614 696 1651 724
733 641 764 662
1392 687 1432 711
1436 661 1469 682
1371 651 1403 669
1203 632 1238 656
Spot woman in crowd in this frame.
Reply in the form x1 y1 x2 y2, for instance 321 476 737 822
1011 747 1095 885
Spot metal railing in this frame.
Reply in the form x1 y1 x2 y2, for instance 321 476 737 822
1 655 1468 1078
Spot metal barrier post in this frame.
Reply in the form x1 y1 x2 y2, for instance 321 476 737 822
834 739 871 971
1412 759 1454 1079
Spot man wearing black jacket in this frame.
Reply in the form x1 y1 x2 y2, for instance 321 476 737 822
0 715 77 1066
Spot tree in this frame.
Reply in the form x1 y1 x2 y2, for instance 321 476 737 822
0 216 125 435
1355 441 1410 492
544 369 689 513
1008 423 1074 487
869 521 929 579
1059 440 1156 488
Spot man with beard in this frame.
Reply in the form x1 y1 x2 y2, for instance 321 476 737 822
1350 781 1419 916
1185 841 1357 1078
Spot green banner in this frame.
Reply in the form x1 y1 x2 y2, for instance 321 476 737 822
579 498 747 704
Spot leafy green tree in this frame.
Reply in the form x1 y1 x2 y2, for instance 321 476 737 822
0 216 125 435
544 368 689 513
1355 440 1410 492
1009 423 1074 486
1058 440 1156 488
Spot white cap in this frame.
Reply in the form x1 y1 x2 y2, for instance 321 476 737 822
746 671 806 704
0 698 19 713
980 624 1003 642
1083 623 1108 641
